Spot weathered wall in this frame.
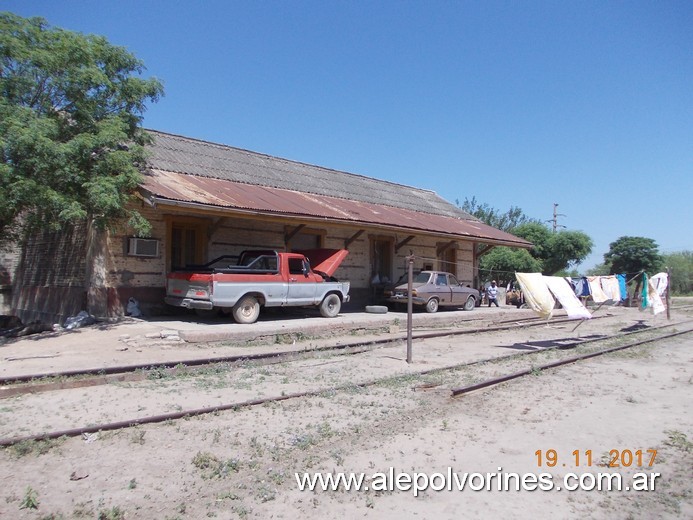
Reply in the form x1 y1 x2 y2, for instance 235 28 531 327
12 223 89 324
8 201 480 321
0 244 20 314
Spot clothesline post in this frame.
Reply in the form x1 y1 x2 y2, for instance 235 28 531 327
666 267 671 320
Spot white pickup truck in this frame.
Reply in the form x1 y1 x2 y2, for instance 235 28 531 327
164 249 350 324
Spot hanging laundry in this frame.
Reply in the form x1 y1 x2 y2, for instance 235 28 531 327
544 276 592 319
640 273 649 310
515 272 555 319
575 277 591 297
587 276 610 303
648 276 666 315
650 272 668 297
616 274 628 301
600 276 622 302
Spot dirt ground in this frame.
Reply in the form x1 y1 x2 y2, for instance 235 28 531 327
0 303 691 519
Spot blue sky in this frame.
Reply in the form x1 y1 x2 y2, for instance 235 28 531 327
5 1 692 270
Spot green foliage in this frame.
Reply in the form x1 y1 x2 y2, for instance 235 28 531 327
0 12 163 243
480 247 541 285
462 198 593 278
603 236 664 276
478 221 593 278
663 251 692 295
541 230 593 275
586 262 611 276
459 196 539 232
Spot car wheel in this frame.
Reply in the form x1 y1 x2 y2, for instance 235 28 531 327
319 294 341 318
464 296 476 311
425 298 439 313
232 295 260 324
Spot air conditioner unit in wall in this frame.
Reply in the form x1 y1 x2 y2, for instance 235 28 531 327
128 237 160 257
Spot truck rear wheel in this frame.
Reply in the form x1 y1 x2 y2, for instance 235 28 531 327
232 295 260 324
319 294 341 318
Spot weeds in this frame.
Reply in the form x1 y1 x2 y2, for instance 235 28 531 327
192 451 241 479
19 486 39 510
664 430 692 452
6 437 66 458
97 506 125 520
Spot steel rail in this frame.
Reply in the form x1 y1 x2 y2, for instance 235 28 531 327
0 314 611 389
450 328 693 397
1 321 690 447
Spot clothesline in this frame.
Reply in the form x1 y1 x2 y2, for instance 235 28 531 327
402 255 647 280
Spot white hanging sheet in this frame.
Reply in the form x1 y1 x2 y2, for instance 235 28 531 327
515 272 555 319
544 276 592 319
587 276 610 303
650 272 668 297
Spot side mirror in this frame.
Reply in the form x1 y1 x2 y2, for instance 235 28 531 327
302 260 310 277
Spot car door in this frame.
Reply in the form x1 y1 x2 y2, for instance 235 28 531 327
434 273 452 305
448 274 466 305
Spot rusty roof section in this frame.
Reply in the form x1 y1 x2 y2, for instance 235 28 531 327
141 169 532 248
144 130 475 220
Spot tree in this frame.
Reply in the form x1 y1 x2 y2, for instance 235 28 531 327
603 236 664 276
511 222 593 275
479 247 541 286
662 251 692 295
0 12 164 244
459 196 539 232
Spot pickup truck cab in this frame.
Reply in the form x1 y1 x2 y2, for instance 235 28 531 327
165 249 350 324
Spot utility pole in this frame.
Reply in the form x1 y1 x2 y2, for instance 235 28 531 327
547 203 567 233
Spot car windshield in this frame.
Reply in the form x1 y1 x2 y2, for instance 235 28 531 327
413 272 432 284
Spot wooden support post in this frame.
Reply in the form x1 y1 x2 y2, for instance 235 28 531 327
345 230 365 250
395 235 415 252
666 267 671 320
284 224 306 247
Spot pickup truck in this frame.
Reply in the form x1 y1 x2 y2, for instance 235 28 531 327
164 249 351 324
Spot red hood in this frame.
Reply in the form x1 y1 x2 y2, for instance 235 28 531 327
296 249 349 277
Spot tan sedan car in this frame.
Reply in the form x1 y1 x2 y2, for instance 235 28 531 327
385 271 479 313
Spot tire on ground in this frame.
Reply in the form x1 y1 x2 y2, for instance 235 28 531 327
463 296 476 311
365 305 388 314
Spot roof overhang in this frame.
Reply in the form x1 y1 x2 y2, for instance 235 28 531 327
140 169 532 249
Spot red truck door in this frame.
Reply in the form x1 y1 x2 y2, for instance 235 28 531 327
286 256 319 304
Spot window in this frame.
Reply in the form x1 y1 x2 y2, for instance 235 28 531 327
289 258 306 275
436 273 448 286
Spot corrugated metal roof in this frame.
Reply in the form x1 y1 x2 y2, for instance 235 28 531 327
141 169 532 247
144 130 475 220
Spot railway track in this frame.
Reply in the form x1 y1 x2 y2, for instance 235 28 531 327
0 313 611 396
1 317 691 448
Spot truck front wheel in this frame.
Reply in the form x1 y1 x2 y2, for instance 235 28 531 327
319 294 341 318
232 295 260 324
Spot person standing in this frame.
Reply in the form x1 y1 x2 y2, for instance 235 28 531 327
487 280 500 307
